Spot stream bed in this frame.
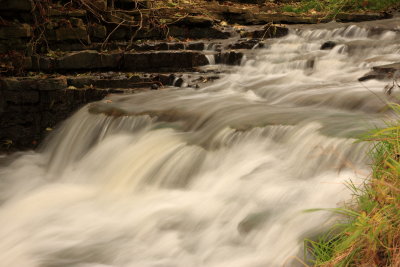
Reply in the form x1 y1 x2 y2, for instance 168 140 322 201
1 22 399 267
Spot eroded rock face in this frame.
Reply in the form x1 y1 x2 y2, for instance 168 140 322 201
0 77 110 152
0 71 223 152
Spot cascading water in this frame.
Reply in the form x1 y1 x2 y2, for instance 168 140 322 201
1 22 399 267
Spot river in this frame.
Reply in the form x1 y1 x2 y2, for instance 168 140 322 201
0 21 399 267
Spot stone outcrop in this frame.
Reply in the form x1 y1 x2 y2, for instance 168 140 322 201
0 76 109 151
27 50 209 72
2 0 392 152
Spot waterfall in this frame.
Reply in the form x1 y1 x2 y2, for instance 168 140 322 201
0 24 398 267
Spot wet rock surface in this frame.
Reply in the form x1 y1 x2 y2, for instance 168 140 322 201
320 41 337 50
0 71 223 152
359 62 400 81
0 0 398 152
0 77 110 151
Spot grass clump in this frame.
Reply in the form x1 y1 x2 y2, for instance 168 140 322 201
281 0 399 15
305 105 400 266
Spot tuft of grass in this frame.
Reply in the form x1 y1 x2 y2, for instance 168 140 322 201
305 103 400 266
281 0 399 15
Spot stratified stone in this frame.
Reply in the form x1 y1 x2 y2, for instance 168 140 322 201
335 12 391 22
54 26 88 41
0 0 32 11
168 26 230 39
173 16 214 27
0 76 67 91
0 77 37 91
123 51 209 71
37 76 68 91
48 8 87 17
56 51 123 70
3 90 39 104
0 23 32 39
240 25 289 39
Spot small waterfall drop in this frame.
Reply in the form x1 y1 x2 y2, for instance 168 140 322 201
0 23 399 267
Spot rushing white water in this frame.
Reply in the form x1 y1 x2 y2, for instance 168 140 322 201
1 23 399 267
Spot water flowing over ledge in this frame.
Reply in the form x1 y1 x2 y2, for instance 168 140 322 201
1 24 399 266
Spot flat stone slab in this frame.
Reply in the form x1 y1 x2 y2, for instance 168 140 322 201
47 8 87 17
124 51 209 71
0 23 32 39
66 73 174 89
239 25 289 39
29 50 209 72
0 0 32 11
0 76 68 91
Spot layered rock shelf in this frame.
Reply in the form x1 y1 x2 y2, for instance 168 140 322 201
0 0 395 152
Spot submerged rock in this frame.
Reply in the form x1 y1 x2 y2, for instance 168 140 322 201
320 41 336 50
359 62 400 81
238 211 270 235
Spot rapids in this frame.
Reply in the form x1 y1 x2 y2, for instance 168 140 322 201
1 22 399 267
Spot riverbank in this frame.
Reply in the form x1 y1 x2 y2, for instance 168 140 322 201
305 115 400 266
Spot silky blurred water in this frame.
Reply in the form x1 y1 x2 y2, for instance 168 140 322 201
0 23 398 267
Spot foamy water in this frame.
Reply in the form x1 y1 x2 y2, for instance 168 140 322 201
0 23 398 267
